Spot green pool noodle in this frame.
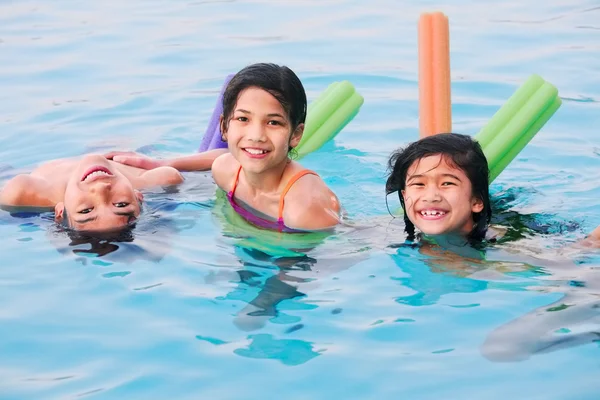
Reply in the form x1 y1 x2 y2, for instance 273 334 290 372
489 96 561 182
297 81 357 151
297 91 364 158
475 74 545 149
484 81 558 171
306 81 339 117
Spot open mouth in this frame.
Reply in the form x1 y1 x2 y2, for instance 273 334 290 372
243 148 270 157
418 209 447 219
81 166 113 182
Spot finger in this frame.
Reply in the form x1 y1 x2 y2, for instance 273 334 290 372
112 156 147 169
114 156 160 170
104 151 136 160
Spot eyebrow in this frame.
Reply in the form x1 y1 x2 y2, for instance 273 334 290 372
235 109 286 119
407 173 462 182
73 211 134 224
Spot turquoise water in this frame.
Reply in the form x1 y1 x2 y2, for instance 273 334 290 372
1 0 600 398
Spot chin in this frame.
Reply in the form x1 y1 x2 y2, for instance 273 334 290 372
419 228 448 236
80 154 110 163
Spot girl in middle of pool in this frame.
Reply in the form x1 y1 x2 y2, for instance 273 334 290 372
106 63 341 232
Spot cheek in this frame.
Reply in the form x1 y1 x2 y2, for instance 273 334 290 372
63 183 82 205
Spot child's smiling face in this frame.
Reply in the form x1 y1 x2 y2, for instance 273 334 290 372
401 154 484 236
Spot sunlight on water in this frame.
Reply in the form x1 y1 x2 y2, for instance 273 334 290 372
1 0 599 399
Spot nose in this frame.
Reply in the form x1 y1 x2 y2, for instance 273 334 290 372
422 184 441 202
89 181 112 199
246 120 266 142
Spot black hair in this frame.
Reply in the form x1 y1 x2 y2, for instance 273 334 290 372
385 133 492 242
220 63 307 138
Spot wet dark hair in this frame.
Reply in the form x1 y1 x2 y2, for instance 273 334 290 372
220 63 307 136
385 133 492 242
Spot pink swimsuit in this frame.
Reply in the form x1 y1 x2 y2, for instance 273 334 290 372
226 165 317 233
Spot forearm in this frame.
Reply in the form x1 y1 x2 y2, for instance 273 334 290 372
165 149 228 172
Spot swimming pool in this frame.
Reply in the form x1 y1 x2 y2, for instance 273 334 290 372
1 0 599 398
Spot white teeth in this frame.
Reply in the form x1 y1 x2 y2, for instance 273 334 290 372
245 148 267 155
420 210 446 216
84 170 110 181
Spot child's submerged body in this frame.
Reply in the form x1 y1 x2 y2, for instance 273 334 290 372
0 154 183 231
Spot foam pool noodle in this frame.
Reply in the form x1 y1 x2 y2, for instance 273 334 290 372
475 74 545 150
475 74 561 182
418 11 451 138
489 96 561 182
296 81 364 159
198 74 234 152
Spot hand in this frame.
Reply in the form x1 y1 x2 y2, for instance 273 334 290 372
104 151 165 170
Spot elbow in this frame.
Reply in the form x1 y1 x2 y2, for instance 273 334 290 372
165 169 184 185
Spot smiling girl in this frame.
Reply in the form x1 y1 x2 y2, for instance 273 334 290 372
106 63 341 232
0 154 183 231
385 133 492 246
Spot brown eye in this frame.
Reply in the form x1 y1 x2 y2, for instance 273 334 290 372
114 202 129 208
78 208 93 214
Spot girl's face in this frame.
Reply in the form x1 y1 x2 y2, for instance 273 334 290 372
401 154 484 236
222 87 303 174
57 154 142 231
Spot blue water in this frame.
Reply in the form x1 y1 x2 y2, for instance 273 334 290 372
1 0 600 399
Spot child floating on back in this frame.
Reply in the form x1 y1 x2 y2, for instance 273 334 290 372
0 154 183 232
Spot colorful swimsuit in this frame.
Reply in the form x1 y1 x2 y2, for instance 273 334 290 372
226 165 317 233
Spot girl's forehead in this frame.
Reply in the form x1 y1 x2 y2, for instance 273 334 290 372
236 87 284 110
407 154 465 177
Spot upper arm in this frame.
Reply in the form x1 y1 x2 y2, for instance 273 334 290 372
282 175 341 231
138 166 184 188
211 153 238 192
0 174 54 207
577 225 600 248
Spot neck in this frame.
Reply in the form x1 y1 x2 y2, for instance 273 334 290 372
424 232 470 248
242 160 289 194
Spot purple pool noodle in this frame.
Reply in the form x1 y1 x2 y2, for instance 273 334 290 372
199 74 235 152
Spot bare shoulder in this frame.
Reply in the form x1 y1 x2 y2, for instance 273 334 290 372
0 174 55 207
282 173 341 231
138 166 184 188
211 152 239 192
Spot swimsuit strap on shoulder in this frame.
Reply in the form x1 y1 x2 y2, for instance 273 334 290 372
277 170 318 220
229 165 243 197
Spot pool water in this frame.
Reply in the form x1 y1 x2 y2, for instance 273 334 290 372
1 1 600 399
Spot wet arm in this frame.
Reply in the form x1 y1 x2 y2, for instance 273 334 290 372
0 175 55 207
284 179 341 231
164 149 228 172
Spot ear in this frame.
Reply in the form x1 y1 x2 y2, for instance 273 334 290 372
134 190 144 202
471 197 484 213
219 115 228 141
54 202 65 223
289 123 304 148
